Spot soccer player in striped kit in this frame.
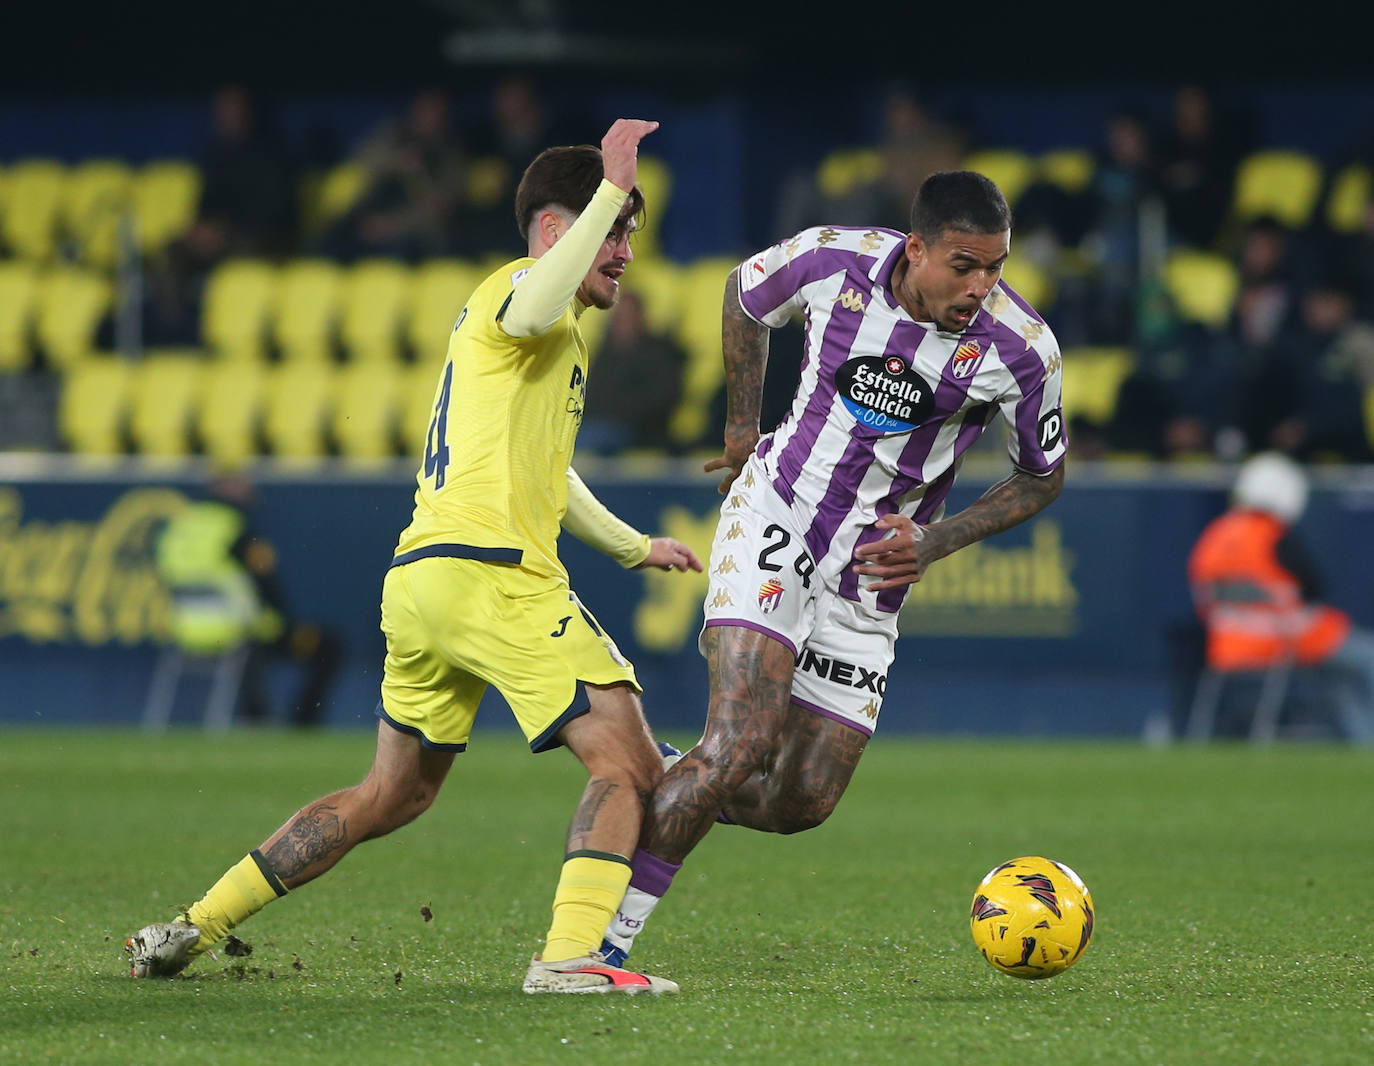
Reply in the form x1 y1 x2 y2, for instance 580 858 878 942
603 170 1067 978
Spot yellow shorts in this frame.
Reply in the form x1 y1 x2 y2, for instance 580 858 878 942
378 555 639 752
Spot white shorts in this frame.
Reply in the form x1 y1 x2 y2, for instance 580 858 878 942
700 461 898 737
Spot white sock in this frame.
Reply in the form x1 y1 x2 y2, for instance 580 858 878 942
604 849 681 957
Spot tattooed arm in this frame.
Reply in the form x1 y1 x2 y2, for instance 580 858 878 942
703 268 770 494
855 464 1066 591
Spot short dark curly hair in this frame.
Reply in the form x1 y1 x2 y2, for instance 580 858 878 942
909 170 1012 244
514 144 646 241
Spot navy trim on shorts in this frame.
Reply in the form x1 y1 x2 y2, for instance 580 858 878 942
375 701 468 753
390 543 523 569
529 682 592 753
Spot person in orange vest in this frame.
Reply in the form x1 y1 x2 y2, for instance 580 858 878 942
1188 451 1374 742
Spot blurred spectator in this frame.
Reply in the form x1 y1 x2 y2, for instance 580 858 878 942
144 85 298 345
1332 197 1374 321
775 84 964 236
156 475 342 728
1250 279 1374 461
316 87 468 262
579 291 688 455
1187 451 1374 742
1157 83 1251 250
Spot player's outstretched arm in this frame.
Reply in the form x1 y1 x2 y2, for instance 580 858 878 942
633 537 703 573
854 464 1065 591
704 268 769 494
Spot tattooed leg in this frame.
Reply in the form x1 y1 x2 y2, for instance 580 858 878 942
640 625 797 864
718 705 868 834
258 721 455 889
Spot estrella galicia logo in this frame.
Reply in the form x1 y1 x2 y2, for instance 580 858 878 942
835 355 935 433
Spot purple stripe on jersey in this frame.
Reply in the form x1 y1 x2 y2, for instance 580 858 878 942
790 693 876 738
740 242 857 323
803 428 874 563
838 500 894 604
703 617 797 657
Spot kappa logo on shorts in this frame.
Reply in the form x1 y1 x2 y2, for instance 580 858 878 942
757 579 785 613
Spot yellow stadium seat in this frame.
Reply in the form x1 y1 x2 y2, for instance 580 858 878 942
127 351 203 456
202 258 278 361
2 159 65 261
1037 148 1096 194
302 162 369 237
261 361 335 459
1061 347 1134 425
1326 163 1371 235
1232 150 1324 229
59 355 132 455
399 361 442 459
816 148 885 200
36 267 112 370
340 259 411 364
133 160 201 257
962 148 1036 206
632 155 672 259
999 257 1055 311
1162 249 1239 329
274 259 343 364
466 155 511 209
621 255 685 339
669 255 738 447
197 358 266 464
0 260 40 372
408 259 485 365
62 158 134 269
332 361 402 461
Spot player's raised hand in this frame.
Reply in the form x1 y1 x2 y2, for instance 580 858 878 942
601 119 659 193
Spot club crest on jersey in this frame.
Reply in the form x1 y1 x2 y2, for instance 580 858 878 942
758 579 785 613
951 338 984 379
835 355 936 433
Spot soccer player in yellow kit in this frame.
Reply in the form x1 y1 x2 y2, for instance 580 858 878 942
125 118 701 995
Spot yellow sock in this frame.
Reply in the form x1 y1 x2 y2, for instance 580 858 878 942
542 851 632 964
182 850 288 957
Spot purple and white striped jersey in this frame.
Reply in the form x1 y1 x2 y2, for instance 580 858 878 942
735 224 1066 613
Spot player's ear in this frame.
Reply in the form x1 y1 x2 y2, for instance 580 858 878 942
538 209 562 249
905 231 927 266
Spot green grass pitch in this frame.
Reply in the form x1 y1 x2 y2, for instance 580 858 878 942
2 728 1371 1065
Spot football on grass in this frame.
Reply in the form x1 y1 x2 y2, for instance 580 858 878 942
970 855 1094 979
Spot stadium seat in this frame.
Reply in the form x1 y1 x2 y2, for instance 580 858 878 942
301 161 368 237
197 358 266 464
1036 148 1096 194
36 267 113 370
58 355 132 455
407 258 485 365
999 257 1055 311
1231 149 1324 229
1 158 65 261
1061 346 1134 426
202 258 278 361
260 361 335 458
127 351 204 456
0 260 40 372
132 160 201 258
621 255 686 340
669 255 738 447
340 259 411 364
632 155 672 259
1325 163 1371 235
1162 249 1239 329
961 148 1036 206
274 258 343 364
815 148 885 199
61 158 134 269
332 361 402 461
466 155 510 209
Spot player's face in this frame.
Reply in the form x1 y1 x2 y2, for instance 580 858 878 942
577 216 637 311
902 228 1010 332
